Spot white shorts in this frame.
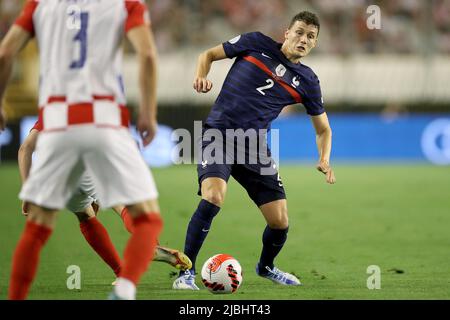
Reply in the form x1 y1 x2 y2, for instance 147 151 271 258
20 125 158 210
65 173 98 213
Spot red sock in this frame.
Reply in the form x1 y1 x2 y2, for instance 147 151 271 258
80 217 122 276
120 213 163 285
9 221 52 300
120 208 134 234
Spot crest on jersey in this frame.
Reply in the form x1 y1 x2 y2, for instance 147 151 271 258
291 76 300 88
275 64 286 77
228 35 241 44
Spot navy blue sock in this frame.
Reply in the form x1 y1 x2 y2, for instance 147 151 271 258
183 199 220 274
258 226 289 273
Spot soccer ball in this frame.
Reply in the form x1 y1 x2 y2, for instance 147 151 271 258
201 254 243 294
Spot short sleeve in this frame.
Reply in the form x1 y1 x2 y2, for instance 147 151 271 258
222 32 264 59
303 74 325 116
14 0 39 36
124 0 151 33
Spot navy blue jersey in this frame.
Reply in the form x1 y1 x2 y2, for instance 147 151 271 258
205 32 325 131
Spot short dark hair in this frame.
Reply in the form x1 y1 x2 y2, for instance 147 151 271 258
289 11 320 35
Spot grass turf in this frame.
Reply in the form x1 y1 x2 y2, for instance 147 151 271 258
0 163 449 300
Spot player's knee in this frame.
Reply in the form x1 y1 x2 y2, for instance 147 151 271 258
126 199 160 217
201 178 227 207
268 207 288 229
269 219 288 229
202 191 225 207
126 204 147 217
27 204 57 228
74 211 92 222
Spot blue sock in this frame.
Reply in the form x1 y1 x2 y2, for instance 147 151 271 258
183 199 220 274
258 226 289 273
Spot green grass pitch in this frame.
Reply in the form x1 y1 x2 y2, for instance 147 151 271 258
0 163 449 300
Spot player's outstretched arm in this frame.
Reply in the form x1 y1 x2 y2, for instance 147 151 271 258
18 128 39 215
311 113 336 184
193 45 227 93
0 25 32 130
127 25 158 147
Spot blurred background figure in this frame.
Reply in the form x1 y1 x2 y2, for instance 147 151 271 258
1 0 449 165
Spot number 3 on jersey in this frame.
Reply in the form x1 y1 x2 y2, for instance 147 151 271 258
68 10 89 69
256 79 274 96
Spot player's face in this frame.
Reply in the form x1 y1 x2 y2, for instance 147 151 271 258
284 20 318 60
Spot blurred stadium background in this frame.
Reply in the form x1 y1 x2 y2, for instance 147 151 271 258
0 0 449 300
1 0 450 164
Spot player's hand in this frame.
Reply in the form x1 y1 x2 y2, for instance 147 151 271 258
316 160 336 184
0 108 6 131
137 112 158 147
193 77 213 93
22 201 30 216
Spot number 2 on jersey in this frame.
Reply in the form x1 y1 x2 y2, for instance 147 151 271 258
70 12 89 69
256 79 274 96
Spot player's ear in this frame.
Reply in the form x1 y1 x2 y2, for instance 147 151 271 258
284 28 290 41
311 32 318 48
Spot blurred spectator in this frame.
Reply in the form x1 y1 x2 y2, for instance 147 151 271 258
1 0 448 55
381 101 409 123
433 0 450 54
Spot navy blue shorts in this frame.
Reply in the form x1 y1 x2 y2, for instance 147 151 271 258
196 131 286 207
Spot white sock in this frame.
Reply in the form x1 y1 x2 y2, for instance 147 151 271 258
114 277 136 300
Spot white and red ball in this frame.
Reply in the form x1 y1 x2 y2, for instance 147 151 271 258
201 254 243 294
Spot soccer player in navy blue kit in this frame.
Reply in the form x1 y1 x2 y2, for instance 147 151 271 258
173 11 336 290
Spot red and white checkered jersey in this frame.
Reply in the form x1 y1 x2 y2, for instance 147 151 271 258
15 0 150 131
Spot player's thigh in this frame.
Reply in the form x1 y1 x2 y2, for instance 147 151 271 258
197 163 231 206
19 131 85 210
236 166 288 228
231 164 287 213
82 128 158 209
